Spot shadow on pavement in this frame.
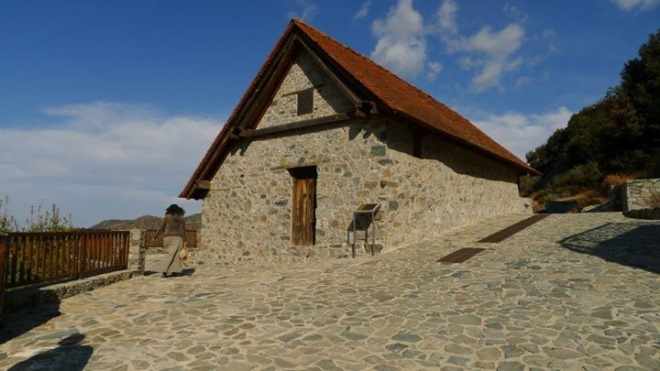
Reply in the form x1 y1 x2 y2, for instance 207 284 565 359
143 268 195 277
178 268 196 276
8 333 92 371
560 222 660 274
0 299 61 344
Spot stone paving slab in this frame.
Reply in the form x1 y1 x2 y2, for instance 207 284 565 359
1 213 659 370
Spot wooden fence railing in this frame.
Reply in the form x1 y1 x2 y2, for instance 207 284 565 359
1 230 129 289
143 229 197 249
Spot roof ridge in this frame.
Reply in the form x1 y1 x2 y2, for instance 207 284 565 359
292 19 459 119
293 18 530 167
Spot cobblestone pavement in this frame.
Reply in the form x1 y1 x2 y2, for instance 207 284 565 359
1 213 659 371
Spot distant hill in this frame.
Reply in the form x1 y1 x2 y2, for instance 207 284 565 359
91 213 201 231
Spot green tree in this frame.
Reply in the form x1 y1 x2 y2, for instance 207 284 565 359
527 29 660 191
621 31 660 146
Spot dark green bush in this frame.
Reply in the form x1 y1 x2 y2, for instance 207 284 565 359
519 175 540 197
551 162 603 189
644 151 660 178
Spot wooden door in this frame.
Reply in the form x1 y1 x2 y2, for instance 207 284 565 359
291 177 316 246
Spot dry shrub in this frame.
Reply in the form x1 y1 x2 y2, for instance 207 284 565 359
0 195 18 233
575 189 608 209
519 175 540 197
0 196 73 233
602 173 635 188
24 203 73 232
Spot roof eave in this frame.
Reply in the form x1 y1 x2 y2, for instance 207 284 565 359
391 109 540 176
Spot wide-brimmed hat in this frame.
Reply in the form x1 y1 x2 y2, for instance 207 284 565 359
165 204 185 216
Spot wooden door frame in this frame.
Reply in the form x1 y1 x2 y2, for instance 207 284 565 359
289 166 317 246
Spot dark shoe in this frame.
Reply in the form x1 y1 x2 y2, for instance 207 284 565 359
162 273 168 278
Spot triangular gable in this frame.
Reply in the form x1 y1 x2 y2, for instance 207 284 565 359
254 48 355 130
180 19 538 199
180 22 363 199
293 20 538 176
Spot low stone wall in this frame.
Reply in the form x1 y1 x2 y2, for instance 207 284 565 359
129 229 146 272
2 231 146 313
5 270 138 312
623 178 660 219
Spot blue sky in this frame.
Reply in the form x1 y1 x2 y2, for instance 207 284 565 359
1 0 659 226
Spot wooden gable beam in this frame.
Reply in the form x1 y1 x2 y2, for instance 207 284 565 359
238 113 358 139
195 37 298 185
292 34 362 108
196 180 211 190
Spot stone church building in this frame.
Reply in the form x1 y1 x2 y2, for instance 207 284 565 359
181 19 538 262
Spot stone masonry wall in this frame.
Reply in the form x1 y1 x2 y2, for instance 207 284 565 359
255 49 353 129
623 178 660 219
198 47 530 264
200 118 530 264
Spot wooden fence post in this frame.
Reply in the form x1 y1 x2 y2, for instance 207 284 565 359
79 233 86 279
0 233 8 319
138 231 146 274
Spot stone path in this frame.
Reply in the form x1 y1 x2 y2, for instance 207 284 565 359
1 213 659 370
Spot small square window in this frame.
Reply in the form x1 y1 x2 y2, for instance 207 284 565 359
297 89 314 115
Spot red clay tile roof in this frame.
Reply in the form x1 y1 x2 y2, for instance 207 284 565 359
292 19 537 176
180 19 538 199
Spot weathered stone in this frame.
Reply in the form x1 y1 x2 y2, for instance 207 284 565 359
391 332 421 343
634 353 660 370
446 356 469 366
502 344 525 359
340 329 367 341
477 347 502 361
623 178 660 217
167 352 189 362
496 361 525 371
445 343 471 354
591 307 613 320
377 159 394 165
543 347 582 359
370 145 386 157
385 343 408 353
451 314 482 326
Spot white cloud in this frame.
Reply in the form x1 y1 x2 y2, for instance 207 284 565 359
288 0 318 21
611 0 660 11
472 106 573 158
354 1 371 20
465 24 524 59
426 61 443 81
503 2 528 22
371 0 427 78
459 24 525 91
437 0 458 34
433 2 526 91
366 0 535 89
0 102 220 227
